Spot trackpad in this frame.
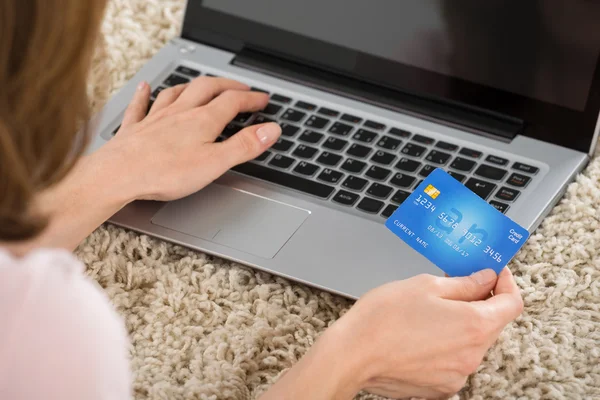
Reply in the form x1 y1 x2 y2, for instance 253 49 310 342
151 184 310 259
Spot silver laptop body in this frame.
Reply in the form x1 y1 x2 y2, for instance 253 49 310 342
87 1 600 299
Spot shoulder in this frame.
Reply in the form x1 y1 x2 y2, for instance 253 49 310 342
0 248 131 400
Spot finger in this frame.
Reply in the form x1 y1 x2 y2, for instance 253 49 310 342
173 77 250 109
121 81 151 127
438 269 498 301
203 90 270 133
148 83 189 116
216 122 281 168
472 268 524 327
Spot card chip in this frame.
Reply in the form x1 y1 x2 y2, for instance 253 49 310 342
424 184 440 199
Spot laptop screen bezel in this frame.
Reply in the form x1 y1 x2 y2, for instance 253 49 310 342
181 1 600 154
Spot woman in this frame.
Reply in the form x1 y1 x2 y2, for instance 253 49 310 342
0 1 523 399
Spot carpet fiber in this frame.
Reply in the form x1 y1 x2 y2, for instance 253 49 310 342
79 1 600 398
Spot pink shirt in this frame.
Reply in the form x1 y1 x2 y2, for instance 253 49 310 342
0 248 131 399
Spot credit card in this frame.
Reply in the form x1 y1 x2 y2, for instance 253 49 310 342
385 168 529 276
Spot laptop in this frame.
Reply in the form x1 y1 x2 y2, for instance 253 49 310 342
87 0 600 299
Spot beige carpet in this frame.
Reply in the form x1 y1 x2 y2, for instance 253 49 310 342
79 1 600 399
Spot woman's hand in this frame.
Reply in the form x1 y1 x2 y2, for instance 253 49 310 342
104 78 282 202
9 77 281 252
260 268 523 400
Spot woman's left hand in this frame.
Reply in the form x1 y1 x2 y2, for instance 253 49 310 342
102 77 281 202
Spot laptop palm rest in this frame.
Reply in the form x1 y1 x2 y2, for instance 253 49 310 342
150 184 310 259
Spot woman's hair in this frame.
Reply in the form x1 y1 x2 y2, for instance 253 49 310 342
0 1 106 241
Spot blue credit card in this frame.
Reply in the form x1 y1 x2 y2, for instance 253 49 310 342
385 168 529 276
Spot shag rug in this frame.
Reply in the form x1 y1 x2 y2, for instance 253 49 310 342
79 1 600 399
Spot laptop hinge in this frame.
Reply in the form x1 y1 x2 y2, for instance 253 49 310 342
232 47 524 141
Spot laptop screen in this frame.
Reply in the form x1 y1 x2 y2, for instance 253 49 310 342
183 0 600 153
203 0 598 113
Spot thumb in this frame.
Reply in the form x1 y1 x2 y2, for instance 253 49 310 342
438 269 498 301
121 81 151 128
218 122 282 167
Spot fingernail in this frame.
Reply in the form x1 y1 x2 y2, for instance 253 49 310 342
256 123 281 144
137 81 147 91
471 269 497 285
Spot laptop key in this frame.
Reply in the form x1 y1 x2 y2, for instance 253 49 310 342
389 127 411 138
163 74 189 86
333 190 360 206
262 103 282 115
271 94 292 104
435 141 458 151
459 148 482 158
391 190 411 204
232 162 334 198
294 161 320 176
419 164 437 177
507 173 531 188
323 136 348 151
377 136 402 151
347 143 372 158
381 204 398 218
475 164 507 181
281 109 306 122
254 115 275 124
272 138 294 152
341 158 367 174
329 122 353 136
233 112 253 124
357 197 385 214
450 157 476 172
513 162 539 174
395 158 421 172
367 183 393 199
465 178 496 200
175 66 200 77
426 150 451 165
222 123 242 138
280 123 300 137
318 107 340 117
495 187 520 202
340 113 362 124
318 168 344 184
486 155 508 166
317 152 343 167
447 171 466 182
401 143 427 157
371 150 396 165
152 86 166 98
412 134 435 145
251 87 269 94
299 130 324 144
353 129 378 143
390 173 416 188
489 200 510 214
268 154 295 169
255 151 271 162
305 115 330 129
112 125 121 135
293 145 318 159
364 120 386 130
365 166 391 181
147 100 154 115
295 101 317 111
343 175 368 191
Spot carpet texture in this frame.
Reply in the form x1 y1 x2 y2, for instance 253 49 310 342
79 1 600 399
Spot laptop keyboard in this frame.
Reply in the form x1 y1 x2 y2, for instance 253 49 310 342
112 66 541 218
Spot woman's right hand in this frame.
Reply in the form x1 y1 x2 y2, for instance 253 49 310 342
260 268 523 400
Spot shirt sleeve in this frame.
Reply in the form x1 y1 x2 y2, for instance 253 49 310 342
0 249 132 400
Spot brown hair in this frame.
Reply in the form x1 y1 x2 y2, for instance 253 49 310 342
0 1 106 240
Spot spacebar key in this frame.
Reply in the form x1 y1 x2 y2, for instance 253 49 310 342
231 163 335 198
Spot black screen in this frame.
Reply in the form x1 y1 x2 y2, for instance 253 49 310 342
204 0 600 112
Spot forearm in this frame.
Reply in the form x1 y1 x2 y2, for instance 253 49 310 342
5 147 136 254
259 324 365 400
